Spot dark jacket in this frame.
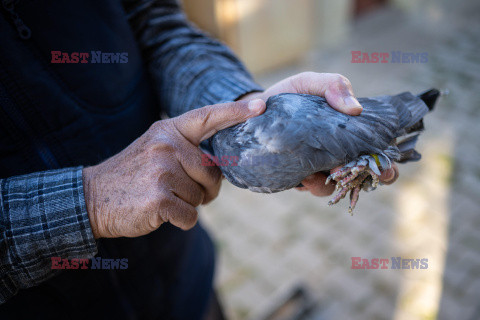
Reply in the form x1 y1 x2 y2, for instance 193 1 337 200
0 0 262 318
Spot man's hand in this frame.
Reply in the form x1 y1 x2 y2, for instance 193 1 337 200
240 72 399 196
83 99 266 239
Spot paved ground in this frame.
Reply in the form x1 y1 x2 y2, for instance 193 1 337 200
200 1 480 319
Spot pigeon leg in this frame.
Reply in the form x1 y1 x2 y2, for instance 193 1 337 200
326 155 386 214
328 171 369 206
339 166 367 187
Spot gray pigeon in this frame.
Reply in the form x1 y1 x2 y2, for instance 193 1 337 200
206 89 440 213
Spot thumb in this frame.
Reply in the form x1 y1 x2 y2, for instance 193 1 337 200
172 99 266 146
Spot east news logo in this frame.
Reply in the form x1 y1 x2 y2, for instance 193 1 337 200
51 257 128 270
351 51 428 63
351 257 428 269
51 51 128 64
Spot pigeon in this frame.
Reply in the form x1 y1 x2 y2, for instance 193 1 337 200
206 89 440 213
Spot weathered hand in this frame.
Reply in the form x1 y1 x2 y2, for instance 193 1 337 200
83 99 266 238
239 72 399 196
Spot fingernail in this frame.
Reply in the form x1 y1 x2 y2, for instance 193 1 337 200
248 99 265 114
382 169 395 182
344 96 363 111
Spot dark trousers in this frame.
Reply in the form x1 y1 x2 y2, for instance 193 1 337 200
0 223 216 320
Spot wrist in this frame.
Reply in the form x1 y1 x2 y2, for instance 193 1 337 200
82 166 101 239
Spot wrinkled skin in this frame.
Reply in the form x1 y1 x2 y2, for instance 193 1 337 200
83 100 266 238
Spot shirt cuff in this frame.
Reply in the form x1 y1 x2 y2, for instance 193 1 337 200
198 72 264 105
0 167 97 303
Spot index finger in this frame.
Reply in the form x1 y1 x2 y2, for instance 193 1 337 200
293 73 363 116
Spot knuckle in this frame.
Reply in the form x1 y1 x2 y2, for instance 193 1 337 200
332 73 350 85
167 206 198 231
330 73 343 80
326 73 353 95
205 184 221 204
146 138 176 159
143 141 161 157
147 120 171 138
160 140 176 154
194 194 205 207
158 193 174 209
196 108 214 128
148 212 164 230
340 76 352 89
204 189 219 205
157 209 171 226
143 145 162 164
150 120 179 141
188 186 205 207
180 208 198 230
142 129 178 161
156 196 175 224
149 120 163 132
206 166 222 185
197 167 221 204
157 172 176 189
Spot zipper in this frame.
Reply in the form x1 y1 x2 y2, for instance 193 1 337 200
2 0 31 40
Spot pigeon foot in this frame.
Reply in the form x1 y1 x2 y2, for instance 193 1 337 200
326 155 386 215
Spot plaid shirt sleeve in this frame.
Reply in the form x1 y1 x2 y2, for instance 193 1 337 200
0 167 97 304
122 0 265 118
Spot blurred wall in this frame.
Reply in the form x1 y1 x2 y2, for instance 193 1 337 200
182 0 428 74
314 0 352 48
181 0 354 74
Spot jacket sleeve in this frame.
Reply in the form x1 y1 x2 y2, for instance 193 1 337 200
0 167 97 304
122 0 264 117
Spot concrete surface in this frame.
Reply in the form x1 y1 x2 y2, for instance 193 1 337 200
200 1 480 319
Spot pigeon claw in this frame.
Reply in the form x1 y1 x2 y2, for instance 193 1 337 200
328 186 349 206
348 186 362 215
325 166 352 185
327 160 382 214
